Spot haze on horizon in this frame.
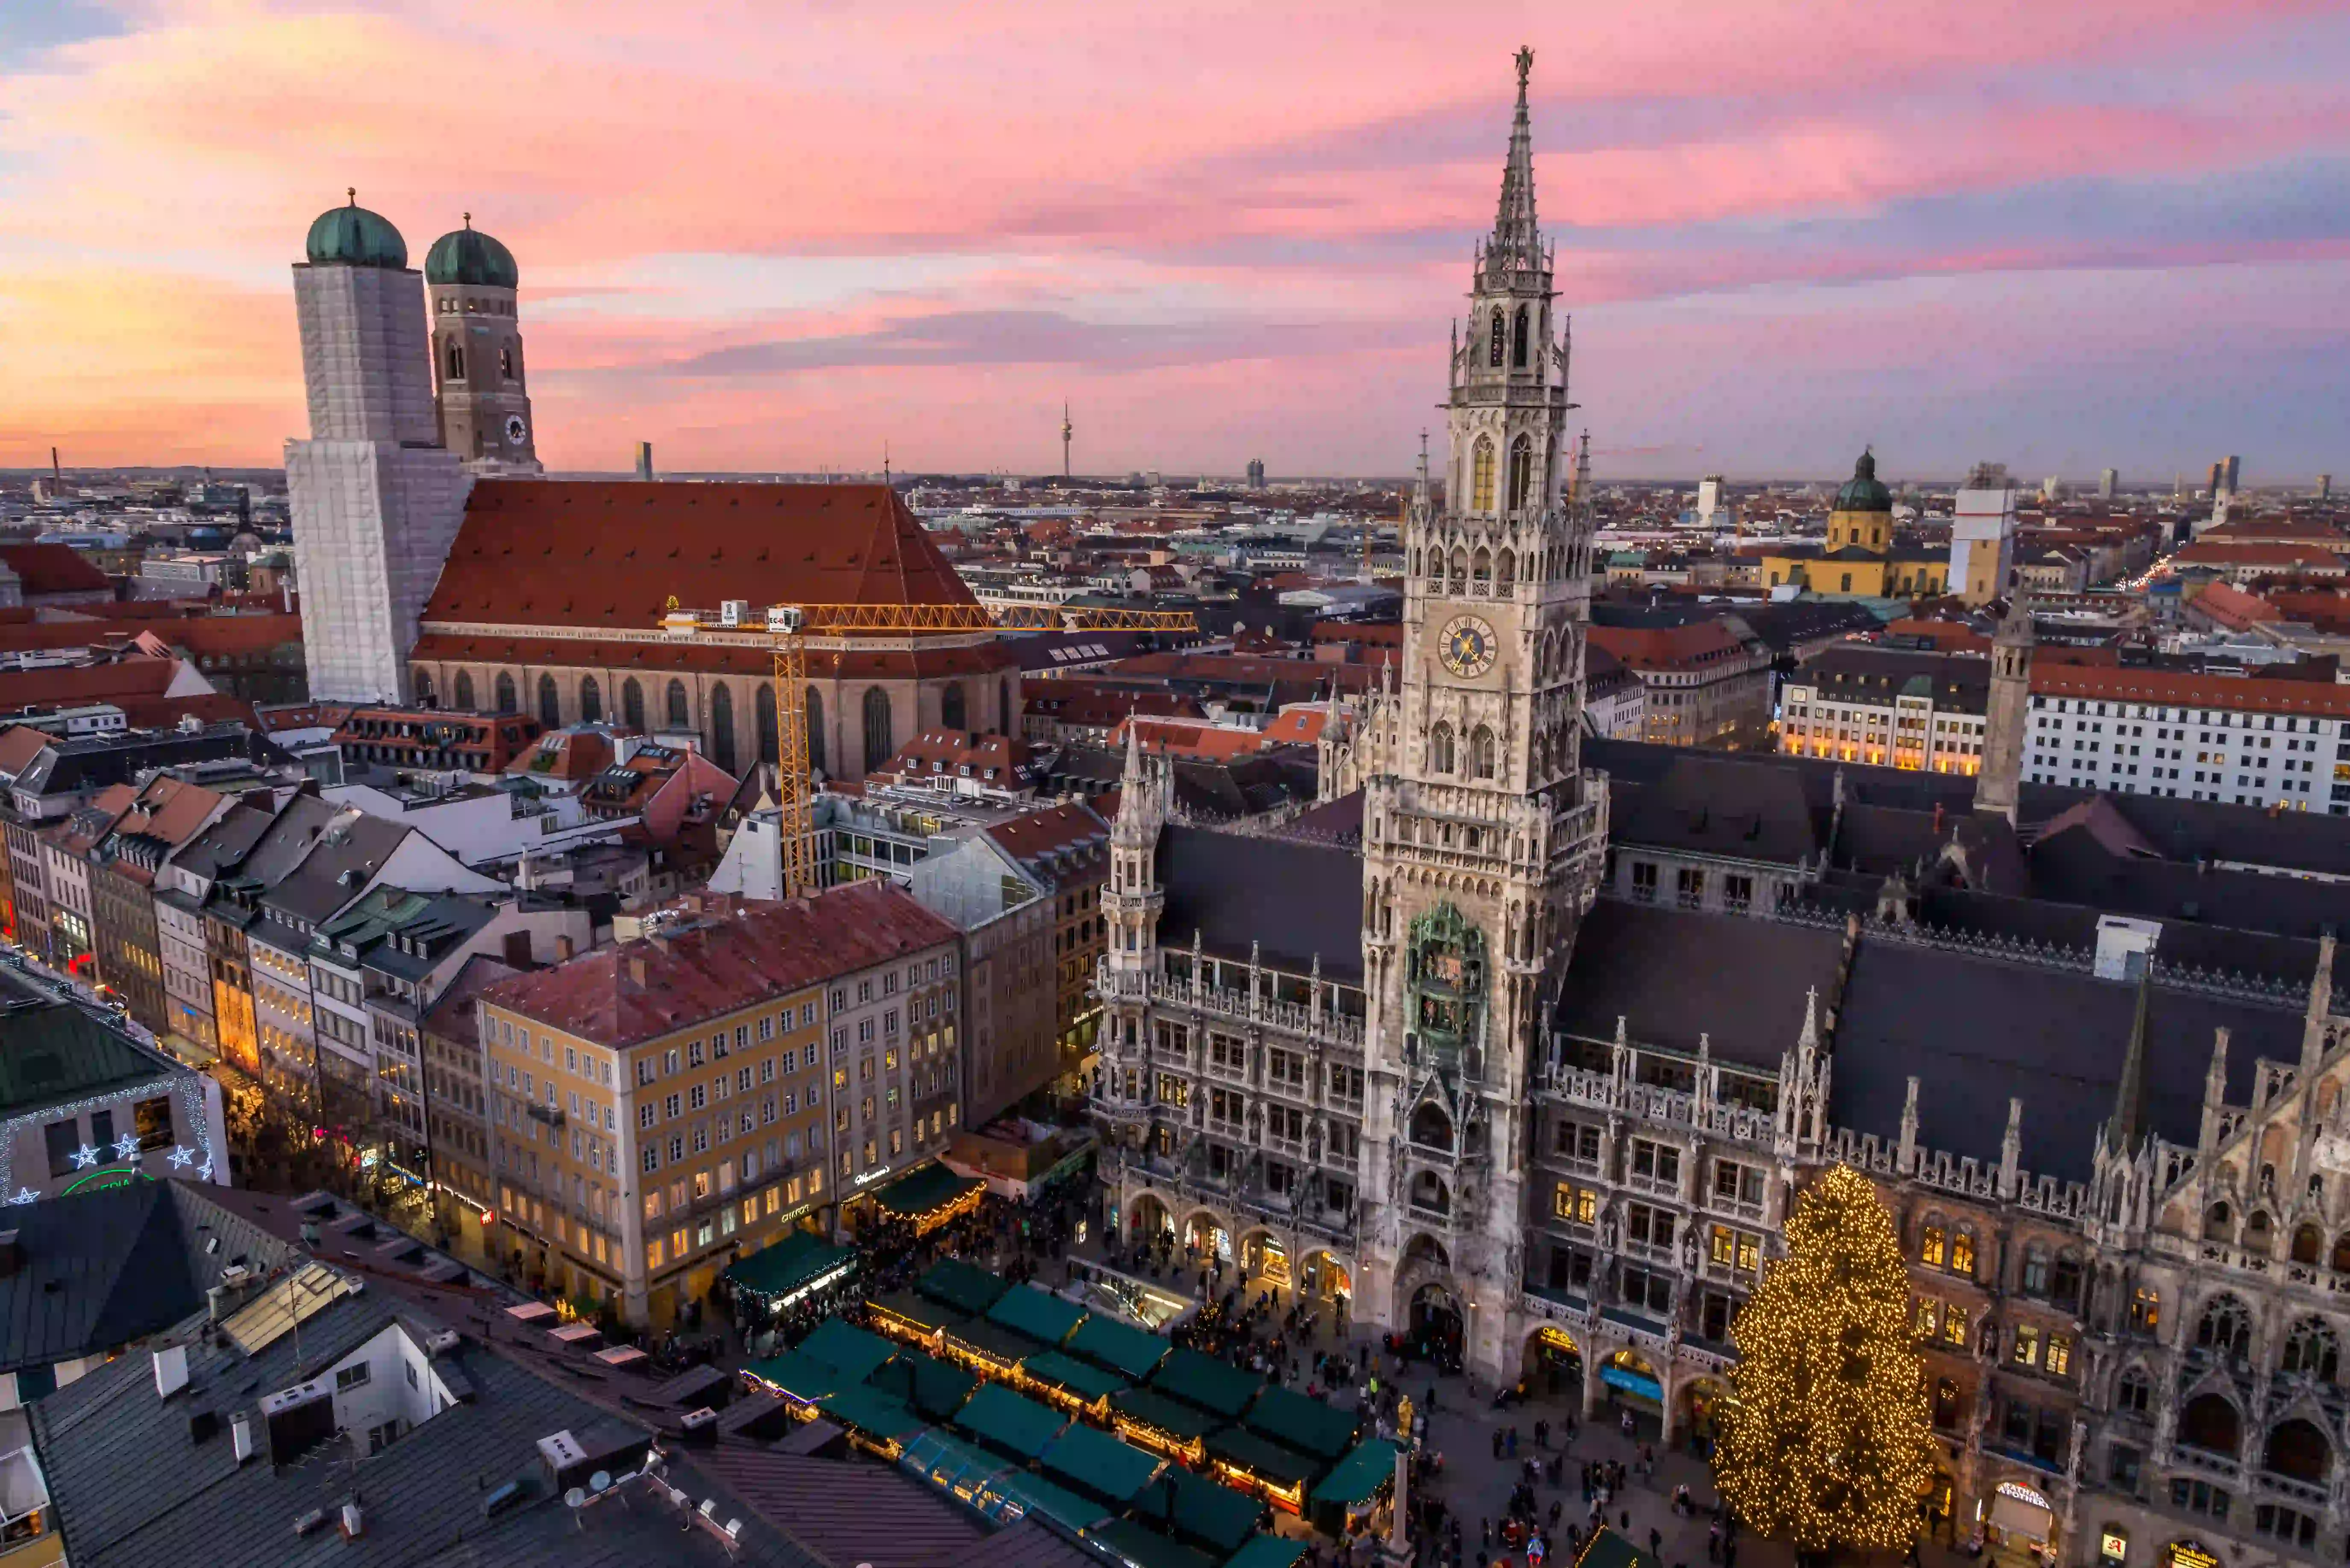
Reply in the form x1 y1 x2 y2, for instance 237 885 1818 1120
2 0 2345 485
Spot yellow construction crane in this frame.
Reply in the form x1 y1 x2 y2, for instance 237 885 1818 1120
659 598 1197 897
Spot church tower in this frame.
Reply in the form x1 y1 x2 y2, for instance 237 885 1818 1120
425 217 542 474
1974 593 2036 825
1355 49 1608 1382
286 193 470 704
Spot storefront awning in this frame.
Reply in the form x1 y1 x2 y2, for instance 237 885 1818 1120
1991 1490 2053 1542
723 1229 855 1307
872 1163 984 1224
1309 1438 1402 1507
1204 1426 1320 1491
1024 1350 1128 1406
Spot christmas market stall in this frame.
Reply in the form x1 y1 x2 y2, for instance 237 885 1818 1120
867 1162 985 1236
985 1280 1087 1351
1038 1421 1164 1510
1221 1538 1310 1568
951 1382 1069 1466
1203 1425 1319 1515
808 1383 924 1459
866 1289 966 1351
1128 1465 1271 1558
1576 1527 1662 1568
1088 1519 1220 1568
940 1316 1049 1381
1107 1386 1218 1466
1146 1346 1262 1421
1308 1437 1403 1538
915 1256 1010 1317
1242 1384 1361 1464
722 1228 856 1319
1066 1311 1172 1383
864 1344 979 1423
1021 1349 1128 1421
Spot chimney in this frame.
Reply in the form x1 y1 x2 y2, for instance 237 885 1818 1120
634 441 654 482
154 1343 191 1399
502 930 532 966
231 1409 255 1464
338 1500 364 1540
555 935 576 962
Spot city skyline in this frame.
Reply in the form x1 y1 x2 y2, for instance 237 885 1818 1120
2 1 2347 481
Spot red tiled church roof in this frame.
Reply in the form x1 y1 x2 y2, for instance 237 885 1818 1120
423 480 979 631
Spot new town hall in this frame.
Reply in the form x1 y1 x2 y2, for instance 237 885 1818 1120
1088 53 2350 1568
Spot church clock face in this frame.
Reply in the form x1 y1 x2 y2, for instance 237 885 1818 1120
504 414 528 446
1438 615 1497 678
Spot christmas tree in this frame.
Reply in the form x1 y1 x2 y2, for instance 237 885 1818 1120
1714 1163 1935 1555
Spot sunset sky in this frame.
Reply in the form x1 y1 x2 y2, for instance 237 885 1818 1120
2 0 2346 482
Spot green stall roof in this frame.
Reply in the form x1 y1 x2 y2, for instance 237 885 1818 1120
1040 1421 1162 1506
986 1282 1088 1347
815 1384 924 1445
945 1316 1048 1369
1223 1538 1310 1568
900 1427 1012 1498
869 1289 966 1336
1067 1313 1170 1381
1090 1519 1219 1568
979 1467 1108 1535
1110 1386 1222 1445
916 1256 1010 1316
743 1349 852 1403
873 1162 983 1219
951 1382 1068 1462
794 1317 899 1384
1128 1467 1269 1555
1579 1528 1663 1568
723 1228 854 1302
1242 1385 1360 1460
866 1345 978 1422
1308 1438 1402 1506
1204 1427 1320 1490
1149 1347 1262 1419
1025 1350 1128 1406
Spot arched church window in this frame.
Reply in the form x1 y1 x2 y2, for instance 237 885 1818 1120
453 670 476 710
862 686 894 772
756 683 778 766
941 682 966 731
1497 549 1516 591
807 687 827 774
711 683 736 772
1509 434 1533 514
1472 547 1491 589
1428 722 1455 774
1488 309 1505 367
1449 548 1468 594
666 679 690 728
621 678 645 731
499 345 515 380
1471 725 1497 780
1471 437 1496 513
494 672 517 713
445 340 465 381
536 673 560 729
1512 305 1530 368
578 676 602 725
412 668 433 705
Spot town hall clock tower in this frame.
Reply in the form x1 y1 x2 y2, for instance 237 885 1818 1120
1355 47 1609 1382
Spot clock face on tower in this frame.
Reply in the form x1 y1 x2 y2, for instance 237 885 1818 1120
504 414 528 446
1439 615 1497 678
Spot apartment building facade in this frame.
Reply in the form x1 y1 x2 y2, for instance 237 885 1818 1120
1778 644 1992 775
2024 665 2349 813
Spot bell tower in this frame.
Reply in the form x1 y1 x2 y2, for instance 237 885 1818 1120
424 216 542 475
1355 47 1608 1383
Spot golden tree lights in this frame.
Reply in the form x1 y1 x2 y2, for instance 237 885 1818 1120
1714 1164 1936 1554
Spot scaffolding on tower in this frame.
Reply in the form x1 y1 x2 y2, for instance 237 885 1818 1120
658 598 1196 898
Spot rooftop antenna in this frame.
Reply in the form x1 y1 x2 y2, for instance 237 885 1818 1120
882 440 890 486
1061 402 1073 481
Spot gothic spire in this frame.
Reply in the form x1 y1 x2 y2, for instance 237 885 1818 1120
2103 968 2155 1156
1491 47 1541 272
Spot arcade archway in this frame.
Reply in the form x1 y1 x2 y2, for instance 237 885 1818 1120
1410 1281 1464 1363
1238 1227 1290 1289
1182 1210 1231 1265
1523 1324 1583 1398
1128 1192 1170 1243
1300 1251 1351 1309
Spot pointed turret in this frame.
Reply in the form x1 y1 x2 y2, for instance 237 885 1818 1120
1490 46 1542 273
2103 969 2155 1157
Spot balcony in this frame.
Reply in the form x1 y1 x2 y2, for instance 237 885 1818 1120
1626 1170 1681 1200
1096 968 1366 1051
2171 1445 2241 1483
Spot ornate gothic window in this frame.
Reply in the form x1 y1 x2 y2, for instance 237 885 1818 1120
1509 434 1533 514
756 683 778 766
666 679 690 728
453 670 476 710
1470 725 1497 780
2283 1318 2340 1383
494 672 517 713
536 673 560 728
445 340 464 381
807 687 827 774
711 682 736 772
1489 308 1506 367
2196 1295 2254 1362
578 676 601 725
622 678 645 731
499 346 515 380
862 686 894 771
1428 722 1455 774
411 668 433 704
1512 305 1530 368
1471 437 1496 513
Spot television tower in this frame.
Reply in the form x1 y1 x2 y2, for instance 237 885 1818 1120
1061 402 1073 479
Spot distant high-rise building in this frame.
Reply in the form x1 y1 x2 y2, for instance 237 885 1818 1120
1246 458 1266 489
1061 402 1073 479
1694 474 1733 531
1950 462 2020 606
2319 473 2333 500
2041 475 2061 501
2098 467 2118 500
286 192 469 704
634 441 654 481
2225 454 2242 493
2207 460 2228 498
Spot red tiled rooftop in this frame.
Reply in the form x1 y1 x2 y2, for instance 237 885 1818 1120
479 881 956 1047
2030 664 2350 719
0 544 111 596
984 802 1109 863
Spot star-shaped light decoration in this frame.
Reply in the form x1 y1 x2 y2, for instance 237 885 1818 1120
194 1158 215 1183
68 1145 100 1169
167 1145 194 1169
8 1189 35 1205
112 1134 143 1161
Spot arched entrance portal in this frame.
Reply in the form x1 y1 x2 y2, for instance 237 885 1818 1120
1602 1349 1664 1436
1524 1325 1583 1399
1128 1193 1170 1244
1410 1283 1464 1362
1182 1211 1231 1266
1301 1251 1351 1310
1240 1229 1290 1289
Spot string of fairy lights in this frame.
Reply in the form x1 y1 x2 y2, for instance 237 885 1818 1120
1713 1163 1937 1554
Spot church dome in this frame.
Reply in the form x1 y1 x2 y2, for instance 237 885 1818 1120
1833 449 1892 512
424 218 518 289
305 191 407 269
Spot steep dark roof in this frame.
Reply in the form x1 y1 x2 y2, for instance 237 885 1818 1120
1551 901 1845 1069
0 1001 175 1117
1610 753 1821 867
1157 825 1363 983
1831 939 2294 1184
